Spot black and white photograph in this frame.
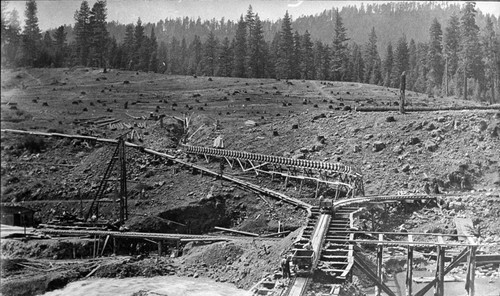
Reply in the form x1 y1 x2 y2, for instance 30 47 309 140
1 0 500 295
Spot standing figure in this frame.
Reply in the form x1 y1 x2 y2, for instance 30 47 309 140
400 71 406 114
281 255 291 279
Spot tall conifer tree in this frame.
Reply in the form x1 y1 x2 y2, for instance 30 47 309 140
427 18 443 94
22 0 41 66
276 11 294 79
232 16 247 77
331 9 349 81
74 1 91 65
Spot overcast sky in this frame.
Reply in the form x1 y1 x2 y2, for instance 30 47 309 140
4 0 500 31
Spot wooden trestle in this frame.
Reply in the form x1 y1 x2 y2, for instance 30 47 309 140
182 145 364 198
350 232 478 296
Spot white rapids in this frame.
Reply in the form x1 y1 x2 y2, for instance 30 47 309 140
42 276 251 296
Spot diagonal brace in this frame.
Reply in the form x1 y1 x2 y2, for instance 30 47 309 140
414 247 470 296
354 253 397 296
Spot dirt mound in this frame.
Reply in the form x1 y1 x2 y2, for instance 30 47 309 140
176 227 302 289
126 215 181 233
94 257 176 278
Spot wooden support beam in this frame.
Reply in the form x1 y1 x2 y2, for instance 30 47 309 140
260 231 291 237
376 234 384 296
224 157 233 169
180 238 228 242
96 235 100 258
414 247 470 296
214 226 259 237
406 235 413 296
248 160 259 176
466 246 477 296
435 245 445 296
353 253 397 296
113 237 116 255
100 235 110 257
237 159 245 171
143 238 158 245
158 241 162 256
315 179 320 198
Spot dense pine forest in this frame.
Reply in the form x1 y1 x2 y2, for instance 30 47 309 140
1 1 499 103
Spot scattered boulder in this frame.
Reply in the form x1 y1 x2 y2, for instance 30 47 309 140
292 153 305 160
312 113 326 121
386 116 396 122
477 120 488 132
409 137 421 145
424 140 438 152
353 145 361 153
372 141 386 152
449 201 465 211
401 164 411 173
488 122 499 137
244 120 257 127
426 122 437 131
392 145 404 154
316 135 326 144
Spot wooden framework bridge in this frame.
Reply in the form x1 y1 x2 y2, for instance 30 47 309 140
182 145 365 198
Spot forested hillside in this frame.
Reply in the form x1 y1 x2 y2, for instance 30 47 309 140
1 1 499 103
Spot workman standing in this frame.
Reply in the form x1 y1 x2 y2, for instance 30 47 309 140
281 255 291 279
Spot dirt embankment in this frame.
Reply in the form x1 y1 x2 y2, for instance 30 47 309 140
2 68 500 295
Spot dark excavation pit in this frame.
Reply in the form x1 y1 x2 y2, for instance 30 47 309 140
156 197 239 234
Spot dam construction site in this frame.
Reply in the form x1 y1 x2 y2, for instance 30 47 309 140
1 67 500 296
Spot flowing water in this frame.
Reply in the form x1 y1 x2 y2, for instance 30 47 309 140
42 276 251 296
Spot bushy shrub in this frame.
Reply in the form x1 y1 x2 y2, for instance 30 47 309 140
19 136 46 153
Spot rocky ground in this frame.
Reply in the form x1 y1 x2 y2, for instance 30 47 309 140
1 67 499 295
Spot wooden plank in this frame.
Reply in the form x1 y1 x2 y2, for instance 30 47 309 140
260 231 291 237
214 226 259 237
454 217 476 244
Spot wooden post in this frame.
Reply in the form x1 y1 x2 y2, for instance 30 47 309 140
435 236 445 296
315 180 320 199
158 241 162 256
96 235 101 258
406 235 414 296
284 170 289 188
101 235 110 257
467 246 477 296
113 237 116 255
376 234 384 296
93 235 96 258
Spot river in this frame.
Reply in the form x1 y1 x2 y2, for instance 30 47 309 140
42 276 251 296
